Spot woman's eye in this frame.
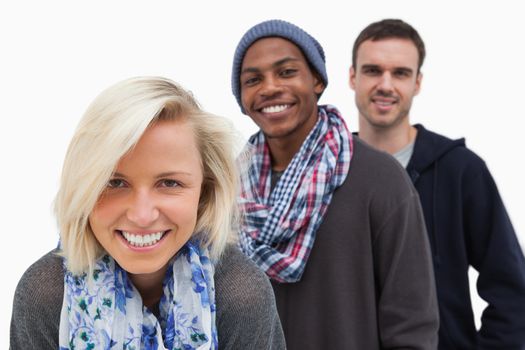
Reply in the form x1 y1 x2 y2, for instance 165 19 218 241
160 179 180 188
107 179 126 188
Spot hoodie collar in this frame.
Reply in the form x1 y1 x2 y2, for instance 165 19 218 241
406 124 465 180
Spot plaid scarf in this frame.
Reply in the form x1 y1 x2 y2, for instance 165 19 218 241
239 105 352 283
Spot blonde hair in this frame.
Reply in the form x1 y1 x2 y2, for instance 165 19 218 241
55 77 239 275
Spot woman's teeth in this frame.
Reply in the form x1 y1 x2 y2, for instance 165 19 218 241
121 231 165 247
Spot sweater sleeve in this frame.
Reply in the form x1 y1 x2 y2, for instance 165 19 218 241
214 245 286 350
373 191 440 350
10 251 63 350
464 162 525 349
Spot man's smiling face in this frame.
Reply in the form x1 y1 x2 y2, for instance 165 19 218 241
350 37 422 130
240 37 324 144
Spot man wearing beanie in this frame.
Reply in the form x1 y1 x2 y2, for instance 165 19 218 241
351 19 525 349
232 19 439 349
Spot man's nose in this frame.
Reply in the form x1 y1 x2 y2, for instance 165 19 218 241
377 72 394 92
259 75 284 97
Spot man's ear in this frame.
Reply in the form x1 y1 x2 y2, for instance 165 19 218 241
313 72 325 95
349 66 356 90
414 72 423 96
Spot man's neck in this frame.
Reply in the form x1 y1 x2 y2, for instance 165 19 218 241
266 137 303 172
358 118 417 155
266 108 320 172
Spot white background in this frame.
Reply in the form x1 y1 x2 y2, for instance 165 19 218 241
1 1 524 346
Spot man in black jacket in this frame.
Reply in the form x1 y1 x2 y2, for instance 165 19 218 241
351 18 525 349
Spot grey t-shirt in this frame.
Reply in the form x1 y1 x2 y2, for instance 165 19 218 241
393 141 415 168
10 245 285 350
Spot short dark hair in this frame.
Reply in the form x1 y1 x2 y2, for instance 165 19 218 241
352 19 426 73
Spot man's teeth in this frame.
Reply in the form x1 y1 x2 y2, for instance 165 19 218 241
262 104 289 113
121 231 165 247
374 100 395 106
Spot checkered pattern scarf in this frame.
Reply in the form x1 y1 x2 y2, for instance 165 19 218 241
239 105 352 283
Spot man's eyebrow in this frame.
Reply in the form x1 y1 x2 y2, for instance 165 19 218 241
360 64 381 70
273 56 301 67
360 64 414 74
241 67 260 75
241 56 301 75
394 67 414 73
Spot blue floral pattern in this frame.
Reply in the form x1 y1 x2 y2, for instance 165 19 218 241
59 239 217 349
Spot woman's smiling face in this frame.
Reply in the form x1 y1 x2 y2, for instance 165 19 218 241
89 118 203 278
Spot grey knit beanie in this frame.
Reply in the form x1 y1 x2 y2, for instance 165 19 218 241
231 19 328 113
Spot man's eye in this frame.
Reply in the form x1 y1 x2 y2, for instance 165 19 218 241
160 179 180 188
394 70 410 77
107 179 126 188
243 77 260 86
363 68 380 75
280 68 297 77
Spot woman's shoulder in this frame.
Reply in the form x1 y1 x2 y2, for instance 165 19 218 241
14 249 64 305
11 249 63 349
214 244 285 349
215 244 275 306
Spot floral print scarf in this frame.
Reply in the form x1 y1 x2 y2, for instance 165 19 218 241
59 240 217 350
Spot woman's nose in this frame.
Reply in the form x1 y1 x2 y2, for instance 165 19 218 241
126 191 160 227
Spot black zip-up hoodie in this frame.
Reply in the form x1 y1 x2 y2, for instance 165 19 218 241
407 124 525 349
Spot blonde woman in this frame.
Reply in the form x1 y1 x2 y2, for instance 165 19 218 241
10 77 285 350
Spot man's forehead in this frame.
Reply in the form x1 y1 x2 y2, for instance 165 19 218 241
356 38 419 68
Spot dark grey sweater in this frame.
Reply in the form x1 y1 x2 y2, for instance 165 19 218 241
10 245 286 349
272 138 439 349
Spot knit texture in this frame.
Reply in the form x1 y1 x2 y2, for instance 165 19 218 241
10 246 286 350
271 138 439 349
231 19 327 112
